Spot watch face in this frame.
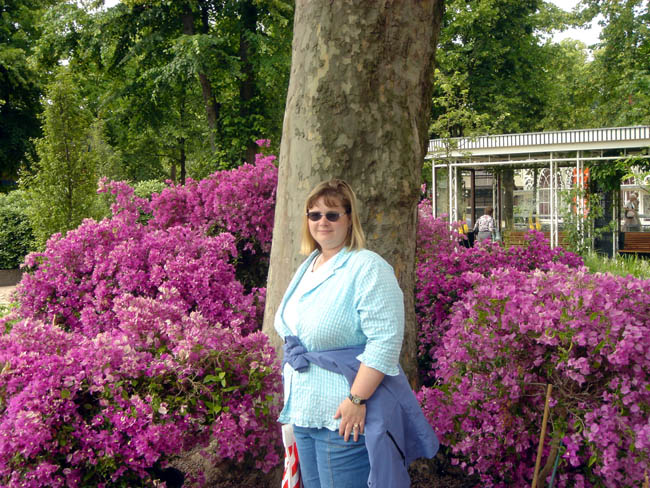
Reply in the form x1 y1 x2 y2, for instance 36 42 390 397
349 394 364 405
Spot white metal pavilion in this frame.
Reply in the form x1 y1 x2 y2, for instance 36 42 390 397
427 126 650 250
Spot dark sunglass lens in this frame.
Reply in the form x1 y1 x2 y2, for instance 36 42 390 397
307 212 322 221
325 213 341 222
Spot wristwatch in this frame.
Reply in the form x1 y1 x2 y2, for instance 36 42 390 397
348 393 367 405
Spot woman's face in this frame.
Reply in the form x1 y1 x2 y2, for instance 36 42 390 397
307 196 351 254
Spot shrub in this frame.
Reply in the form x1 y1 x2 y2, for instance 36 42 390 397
415 201 583 384
17 218 262 337
0 190 36 269
0 292 282 487
2 154 280 486
418 266 650 487
21 71 102 249
133 180 169 200
16 156 278 337
145 152 277 290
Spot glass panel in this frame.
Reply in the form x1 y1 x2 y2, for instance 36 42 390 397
434 166 449 218
474 170 493 219
512 168 538 231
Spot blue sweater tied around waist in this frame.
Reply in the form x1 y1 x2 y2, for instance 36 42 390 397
283 335 439 488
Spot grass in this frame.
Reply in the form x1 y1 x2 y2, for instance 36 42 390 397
583 252 650 279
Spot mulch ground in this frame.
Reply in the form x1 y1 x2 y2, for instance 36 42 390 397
201 451 478 488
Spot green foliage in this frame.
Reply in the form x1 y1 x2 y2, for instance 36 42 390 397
431 0 649 135
0 0 56 179
429 70 495 141
537 39 599 130
0 302 19 333
583 0 650 126
583 252 650 279
0 190 36 269
590 160 630 194
133 179 169 199
432 0 558 135
590 155 650 194
21 70 103 248
560 186 613 256
31 0 293 182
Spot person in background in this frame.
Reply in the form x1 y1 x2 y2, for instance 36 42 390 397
473 206 495 242
624 193 640 231
275 179 438 488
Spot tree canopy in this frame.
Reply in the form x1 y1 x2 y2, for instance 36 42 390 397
0 0 56 181
1 0 648 187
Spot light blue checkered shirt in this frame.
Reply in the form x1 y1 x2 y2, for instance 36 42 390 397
275 248 404 431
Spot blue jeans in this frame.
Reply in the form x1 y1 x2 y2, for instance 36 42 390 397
293 426 370 488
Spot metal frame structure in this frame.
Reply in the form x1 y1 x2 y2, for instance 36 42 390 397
428 126 650 250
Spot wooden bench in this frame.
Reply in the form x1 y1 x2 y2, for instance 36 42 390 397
619 232 650 254
502 231 570 248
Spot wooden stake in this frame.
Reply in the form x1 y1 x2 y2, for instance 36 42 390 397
643 470 648 488
532 384 553 488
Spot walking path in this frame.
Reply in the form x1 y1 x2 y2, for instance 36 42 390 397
0 285 17 304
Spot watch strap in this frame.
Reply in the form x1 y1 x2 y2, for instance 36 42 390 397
348 393 367 405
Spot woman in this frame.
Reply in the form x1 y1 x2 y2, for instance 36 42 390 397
275 179 437 488
624 193 640 231
473 206 495 242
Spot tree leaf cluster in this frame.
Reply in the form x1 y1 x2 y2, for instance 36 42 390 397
0 0 57 178
5 0 292 185
430 0 649 139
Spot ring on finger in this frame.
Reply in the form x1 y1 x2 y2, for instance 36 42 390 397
353 423 360 430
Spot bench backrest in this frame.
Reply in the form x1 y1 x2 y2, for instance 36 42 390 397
622 232 650 251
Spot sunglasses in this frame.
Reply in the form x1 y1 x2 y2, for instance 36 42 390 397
306 211 349 222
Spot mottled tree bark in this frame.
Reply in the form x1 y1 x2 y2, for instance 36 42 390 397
262 0 444 385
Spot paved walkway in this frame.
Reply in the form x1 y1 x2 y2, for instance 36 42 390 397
0 285 17 304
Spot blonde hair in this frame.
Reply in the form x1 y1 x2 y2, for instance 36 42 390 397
300 179 366 255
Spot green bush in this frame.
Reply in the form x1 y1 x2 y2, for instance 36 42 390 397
133 179 169 199
0 190 36 269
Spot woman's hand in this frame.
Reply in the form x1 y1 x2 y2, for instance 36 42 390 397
334 398 366 442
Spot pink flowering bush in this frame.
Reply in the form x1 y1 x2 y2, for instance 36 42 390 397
16 155 277 336
146 152 277 290
0 291 282 487
416 201 583 383
17 219 264 337
418 267 649 487
1 152 281 486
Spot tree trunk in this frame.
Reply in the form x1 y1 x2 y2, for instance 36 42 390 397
179 136 186 185
238 0 259 164
262 0 444 385
182 6 219 152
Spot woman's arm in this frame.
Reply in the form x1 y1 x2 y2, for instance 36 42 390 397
335 253 404 441
334 364 384 441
